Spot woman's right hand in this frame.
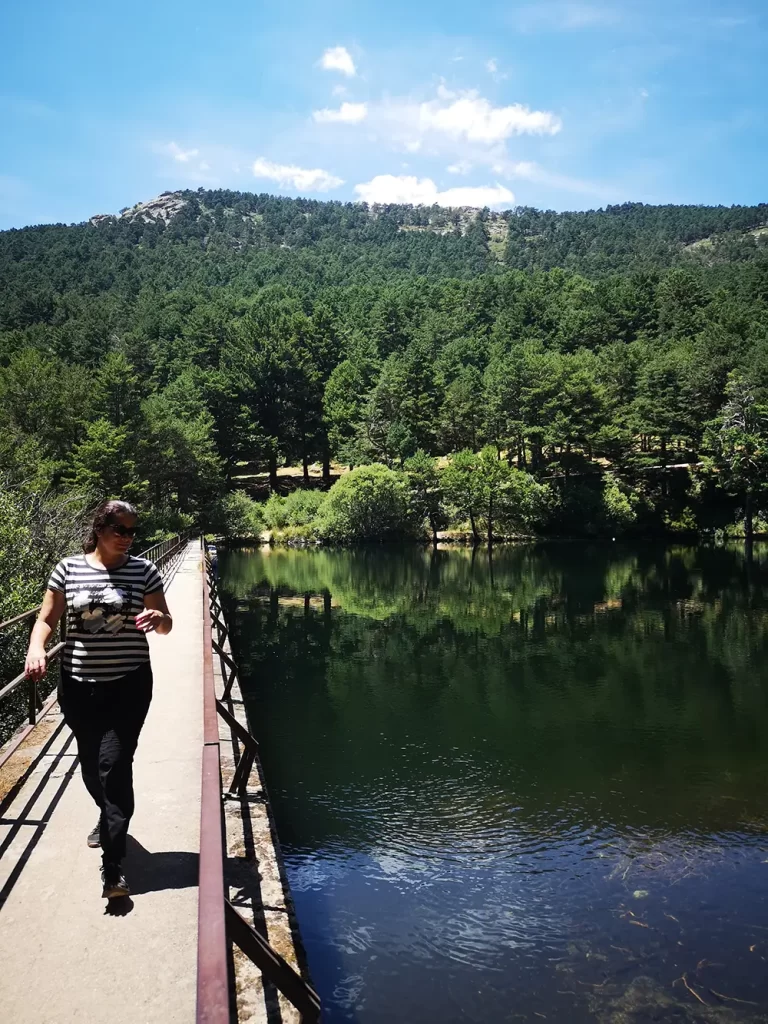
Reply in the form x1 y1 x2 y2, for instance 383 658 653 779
25 649 48 680
24 590 66 681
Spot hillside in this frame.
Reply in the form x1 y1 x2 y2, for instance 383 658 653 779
2 191 768 330
1 188 767 543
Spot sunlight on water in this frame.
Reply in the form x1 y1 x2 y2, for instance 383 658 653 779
220 542 768 1024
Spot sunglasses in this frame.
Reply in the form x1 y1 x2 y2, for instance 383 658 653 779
109 525 137 538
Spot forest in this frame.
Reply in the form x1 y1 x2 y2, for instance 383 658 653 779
2 187 768 617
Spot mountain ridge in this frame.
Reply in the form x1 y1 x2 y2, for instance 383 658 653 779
40 187 768 276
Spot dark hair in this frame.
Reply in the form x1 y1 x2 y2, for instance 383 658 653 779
83 500 138 553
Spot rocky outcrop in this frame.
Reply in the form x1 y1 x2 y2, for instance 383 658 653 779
89 191 508 256
119 192 188 224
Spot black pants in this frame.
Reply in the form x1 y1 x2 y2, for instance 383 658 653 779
59 662 153 864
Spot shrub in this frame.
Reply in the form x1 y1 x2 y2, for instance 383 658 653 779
664 506 697 534
603 474 638 533
496 467 555 535
315 464 415 543
262 493 288 530
282 489 327 527
550 474 638 536
220 491 264 539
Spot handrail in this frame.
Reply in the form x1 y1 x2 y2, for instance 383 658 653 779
0 607 40 632
140 534 188 569
199 541 321 1024
197 540 230 1023
0 642 65 702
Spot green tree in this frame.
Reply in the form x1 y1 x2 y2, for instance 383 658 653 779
545 351 608 484
67 418 146 501
475 446 553 544
0 349 90 474
438 366 484 453
482 352 527 464
140 392 223 524
361 342 440 464
703 371 768 544
403 450 446 544
442 449 483 542
93 350 142 428
323 336 379 465
631 347 697 467
216 309 301 490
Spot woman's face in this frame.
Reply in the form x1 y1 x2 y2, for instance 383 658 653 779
98 513 137 559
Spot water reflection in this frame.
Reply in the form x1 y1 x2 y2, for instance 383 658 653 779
219 543 768 1023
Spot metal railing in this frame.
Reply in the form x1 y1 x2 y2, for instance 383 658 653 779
0 534 189 768
141 535 190 575
198 540 321 1024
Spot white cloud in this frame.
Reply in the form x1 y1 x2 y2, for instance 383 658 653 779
420 90 561 143
354 174 514 208
332 84 347 97
320 46 356 77
313 102 368 124
371 88 561 153
252 158 344 192
162 141 199 163
447 161 473 175
199 161 211 171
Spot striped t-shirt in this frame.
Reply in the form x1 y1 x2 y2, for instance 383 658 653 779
47 555 164 682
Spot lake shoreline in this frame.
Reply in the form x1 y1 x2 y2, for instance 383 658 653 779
217 529 765 549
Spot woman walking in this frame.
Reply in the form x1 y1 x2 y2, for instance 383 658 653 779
25 500 172 899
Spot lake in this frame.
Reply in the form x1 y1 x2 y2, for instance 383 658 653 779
218 542 768 1024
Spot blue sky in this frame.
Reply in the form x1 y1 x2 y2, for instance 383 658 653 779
1 0 766 229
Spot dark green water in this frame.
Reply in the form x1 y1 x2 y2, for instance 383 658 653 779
219 543 768 1024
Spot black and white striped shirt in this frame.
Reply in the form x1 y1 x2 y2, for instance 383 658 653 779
47 555 164 682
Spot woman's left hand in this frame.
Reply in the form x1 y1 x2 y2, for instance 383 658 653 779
135 609 167 633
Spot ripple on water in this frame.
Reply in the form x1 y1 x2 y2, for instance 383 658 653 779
221 543 768 1022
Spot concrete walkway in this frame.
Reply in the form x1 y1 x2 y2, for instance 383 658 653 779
0 545 203 1024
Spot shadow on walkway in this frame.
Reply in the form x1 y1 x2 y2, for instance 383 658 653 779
102 838 198 917
0 718 79 911
124 835 198 896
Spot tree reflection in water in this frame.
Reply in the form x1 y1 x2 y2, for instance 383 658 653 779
220 543 768 1024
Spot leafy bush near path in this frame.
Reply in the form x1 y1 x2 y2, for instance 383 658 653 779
283 489 327 526
262 490 328 531
316 464 416 543
220 490 264 539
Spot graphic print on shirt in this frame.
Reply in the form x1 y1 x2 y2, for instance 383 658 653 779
71 584 134 635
